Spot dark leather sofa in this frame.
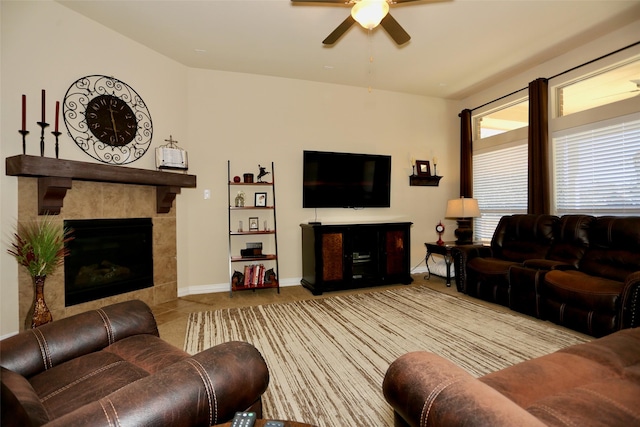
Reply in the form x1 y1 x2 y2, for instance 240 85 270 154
0 300 269 427
454 214 640 337
383 327 640 427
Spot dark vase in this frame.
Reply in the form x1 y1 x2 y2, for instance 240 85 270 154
28 275 53 329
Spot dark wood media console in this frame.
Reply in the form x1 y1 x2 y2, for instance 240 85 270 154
300 222 413 295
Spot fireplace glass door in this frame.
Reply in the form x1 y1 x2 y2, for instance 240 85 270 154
64 218 154 306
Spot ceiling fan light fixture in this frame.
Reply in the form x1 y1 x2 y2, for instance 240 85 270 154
351 0 389 30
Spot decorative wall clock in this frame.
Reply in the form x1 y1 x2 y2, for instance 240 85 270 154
63 75 152 164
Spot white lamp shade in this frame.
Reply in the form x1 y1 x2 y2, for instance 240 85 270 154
351 0 389 29
445 197 481 218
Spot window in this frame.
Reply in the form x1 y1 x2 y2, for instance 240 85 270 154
556 58 640 117
553 113 640 215
473 94 529 241
474 99 528 139
473 142 528 241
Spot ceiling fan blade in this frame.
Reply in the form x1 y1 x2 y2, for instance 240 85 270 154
380 13 410 45
323 15 355 45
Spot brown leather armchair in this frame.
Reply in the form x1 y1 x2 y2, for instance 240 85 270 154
0 300 269 427
383 327 640 427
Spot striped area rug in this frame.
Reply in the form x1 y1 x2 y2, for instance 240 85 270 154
184 286 589 427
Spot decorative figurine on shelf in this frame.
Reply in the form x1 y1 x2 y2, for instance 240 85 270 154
257 165 270 182
232 270 244 288
235 191 245 207
436 221 445 246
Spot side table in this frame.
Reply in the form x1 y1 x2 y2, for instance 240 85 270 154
424 241 485 288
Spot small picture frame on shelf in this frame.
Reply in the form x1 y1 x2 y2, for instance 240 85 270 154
249 217 259 231
416 160 431 177
255 192 267 207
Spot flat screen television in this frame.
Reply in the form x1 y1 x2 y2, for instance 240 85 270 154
303 150 391 208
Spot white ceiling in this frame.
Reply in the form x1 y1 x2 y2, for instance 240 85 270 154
57 0 640 99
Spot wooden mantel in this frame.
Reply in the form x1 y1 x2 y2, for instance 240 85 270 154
5 155 197 214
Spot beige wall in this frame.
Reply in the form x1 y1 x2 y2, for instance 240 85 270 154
180 69 459 294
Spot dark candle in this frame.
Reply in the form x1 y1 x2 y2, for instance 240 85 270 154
22 95 26 131
55 101 60 132
41 89 46 123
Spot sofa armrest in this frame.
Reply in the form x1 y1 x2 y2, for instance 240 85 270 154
383 352 545 427
452 245 490 293
45 341 269 427
0 300 158 378
1 367 50 427
621 271 640 329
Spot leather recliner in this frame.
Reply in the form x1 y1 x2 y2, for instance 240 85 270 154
0 299 270 427
464 214 557 306
508 214 595 317
456 214 640 337
541 216 640 337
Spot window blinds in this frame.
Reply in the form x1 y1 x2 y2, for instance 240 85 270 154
553 113 640 215
473 142 528 240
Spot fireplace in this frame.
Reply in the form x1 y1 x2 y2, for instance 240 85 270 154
64 218 154 306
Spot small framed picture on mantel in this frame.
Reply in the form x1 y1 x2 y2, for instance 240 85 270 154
416 160 431 177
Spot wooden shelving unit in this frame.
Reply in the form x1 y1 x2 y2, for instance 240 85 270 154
227 161 279 296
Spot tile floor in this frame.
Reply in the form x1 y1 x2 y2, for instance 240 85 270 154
152 273 459 349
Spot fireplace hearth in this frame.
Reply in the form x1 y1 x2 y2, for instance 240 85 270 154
64 218 154 306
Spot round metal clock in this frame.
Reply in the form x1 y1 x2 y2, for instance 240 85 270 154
63 75 152 164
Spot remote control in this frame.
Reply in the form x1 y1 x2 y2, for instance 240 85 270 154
265 422 285 427
231 412 256 427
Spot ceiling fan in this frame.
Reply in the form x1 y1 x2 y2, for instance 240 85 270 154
292 0 425 46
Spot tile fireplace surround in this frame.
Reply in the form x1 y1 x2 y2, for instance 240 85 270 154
16 177 178 331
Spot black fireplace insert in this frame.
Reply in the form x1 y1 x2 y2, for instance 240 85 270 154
64 218 154 306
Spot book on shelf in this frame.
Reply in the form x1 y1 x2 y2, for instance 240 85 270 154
243 264 266 287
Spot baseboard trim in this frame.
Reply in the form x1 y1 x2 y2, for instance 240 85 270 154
178 277 300 297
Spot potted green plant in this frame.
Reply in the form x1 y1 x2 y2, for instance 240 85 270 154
7 215 73 328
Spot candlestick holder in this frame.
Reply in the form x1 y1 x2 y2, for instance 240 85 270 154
37 121 49 157
19 130 29 155
433 164 437 176
51 131 61 159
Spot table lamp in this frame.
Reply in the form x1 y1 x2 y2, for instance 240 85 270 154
445 197 481 244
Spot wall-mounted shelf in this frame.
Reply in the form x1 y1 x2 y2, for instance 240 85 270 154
5 155 197 214
409 175 442 186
